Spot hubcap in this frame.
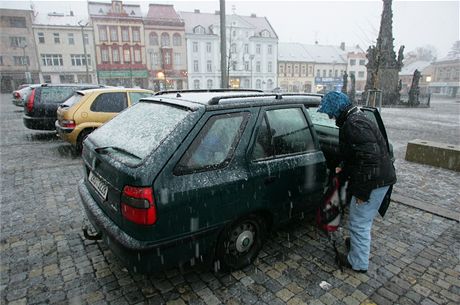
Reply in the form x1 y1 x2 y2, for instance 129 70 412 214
235 229 254 253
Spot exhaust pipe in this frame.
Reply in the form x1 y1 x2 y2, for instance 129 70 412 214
82 225 102 240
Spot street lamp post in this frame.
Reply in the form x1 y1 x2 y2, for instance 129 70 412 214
78 20 90 83
20 42 30 83
250 54 254 88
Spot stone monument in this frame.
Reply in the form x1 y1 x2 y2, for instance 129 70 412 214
408 69 421 106
342 71 348 94
349 73 356 104
363 0 404 106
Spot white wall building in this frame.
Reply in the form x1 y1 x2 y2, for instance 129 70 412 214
180 10 278 90
32 11 96 84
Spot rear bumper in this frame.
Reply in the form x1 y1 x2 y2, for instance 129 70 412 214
55 121 75 144
77 180 220 273
12 99 24 107
23 115 56 130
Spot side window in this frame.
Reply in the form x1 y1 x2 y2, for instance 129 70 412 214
90 92 128 112
253 108 315 159
128 92 152 105
175 113 249 173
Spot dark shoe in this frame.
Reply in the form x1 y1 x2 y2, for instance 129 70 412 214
337 252 367 273
345 237 351 252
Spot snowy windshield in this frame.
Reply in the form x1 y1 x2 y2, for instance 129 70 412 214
89 102 189 164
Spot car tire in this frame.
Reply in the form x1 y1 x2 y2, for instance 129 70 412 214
76 129 93 154
216 215 266 271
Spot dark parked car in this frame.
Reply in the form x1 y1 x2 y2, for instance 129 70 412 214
78 89 392 273
23 84 102 130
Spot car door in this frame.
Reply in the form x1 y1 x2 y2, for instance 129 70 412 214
86 92 128 124
248 105 327 224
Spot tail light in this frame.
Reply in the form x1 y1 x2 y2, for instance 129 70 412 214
13 92 21 99
61 120 76 129
121 186 157 225
26 88 35 113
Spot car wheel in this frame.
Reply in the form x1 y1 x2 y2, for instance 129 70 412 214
76 129 93 154
216 215 266 270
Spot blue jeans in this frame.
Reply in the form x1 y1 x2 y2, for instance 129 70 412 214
347 185 390 270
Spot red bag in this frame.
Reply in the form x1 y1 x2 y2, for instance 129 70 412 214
316 176 342 232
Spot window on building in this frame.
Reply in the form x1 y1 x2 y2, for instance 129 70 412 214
308 66 313 76
193 42 198 52
110 27 118 41
0 56 3 65
193 26 205 34
301 65 306 76
350 59 356 66
99 26 107 41
13 56 29 66
231 43 236 54
322 70 326 77
244 79 250 88
207 79 213 89
9 17 26 28
256 79 261 89
10 36 26 47
359 59 365 65
267 79 273 90
41 54 63 66
123 48 131 62
279 65 284 74
173 33 181 46
256 61 261 72
287 65 291 75
193 79 200 89
134 49 141 62
207 60 212 72
232 30 236 37
43 75 51 83
244 44 249 54
268 62 272 73
316 69 320 77
294 65 299 75
53 33 60 44
121 27 129 42
193 60 199 72
335 70 338 77
358 71 365 78
244 61 249 71
71 54 91 66
154 52 160 67
112 47 120 62
83 33 89 45
174 53 181 66
38 32 45 44
268 45 272 55
164 52 171 65
149 32 158 45
101 49 109 62
161 33 170 46
59 74 75 83
68 33 75 45
256 44 261 54
132 28 141 42
232 61 237 71
206 42 212 53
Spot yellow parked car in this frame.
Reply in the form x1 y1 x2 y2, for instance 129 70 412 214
56 88 154 153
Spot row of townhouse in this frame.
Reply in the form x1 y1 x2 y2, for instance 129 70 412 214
0 0 367 94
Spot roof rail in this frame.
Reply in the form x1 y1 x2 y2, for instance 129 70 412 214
280 93 323 98
154 88 264 97
208 93 282 105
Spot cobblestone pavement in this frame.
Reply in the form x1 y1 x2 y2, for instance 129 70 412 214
1 94 459 305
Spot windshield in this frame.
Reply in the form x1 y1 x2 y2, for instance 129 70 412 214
61 92 84 107
88 102 189 164
40 87 78 103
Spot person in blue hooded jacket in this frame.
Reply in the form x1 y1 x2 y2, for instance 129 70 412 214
318 91 396 273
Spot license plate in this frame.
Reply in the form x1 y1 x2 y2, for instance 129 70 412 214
88 171 108 200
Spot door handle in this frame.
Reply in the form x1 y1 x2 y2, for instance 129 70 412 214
264 176 277 185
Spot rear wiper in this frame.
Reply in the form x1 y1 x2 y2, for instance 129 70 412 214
94 146 142 160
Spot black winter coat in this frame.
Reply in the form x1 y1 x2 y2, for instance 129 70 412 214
336 105 396 201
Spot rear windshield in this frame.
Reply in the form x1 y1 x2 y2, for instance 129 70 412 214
61 92 84 107
40 87 79 103
88 102 190 164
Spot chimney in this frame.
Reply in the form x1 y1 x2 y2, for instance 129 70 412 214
215 10 220 15
340 42 345 50
69 10 74 16
194 9 200 13
250 13 256 17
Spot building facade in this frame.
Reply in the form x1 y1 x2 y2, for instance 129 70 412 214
430 54 460 97
0 8 40 92
180 10 278 90
277 43 315 92
144 4 187 91
32 11 96 84
345 45 367 92
89 0 147 87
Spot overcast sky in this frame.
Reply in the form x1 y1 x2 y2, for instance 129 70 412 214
3 0 459 58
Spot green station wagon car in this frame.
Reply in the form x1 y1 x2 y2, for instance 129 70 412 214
78 89 392 273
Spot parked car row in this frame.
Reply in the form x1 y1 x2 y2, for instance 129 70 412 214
17 83 153 152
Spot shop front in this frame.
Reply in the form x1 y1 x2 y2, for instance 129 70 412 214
97 70 148 88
